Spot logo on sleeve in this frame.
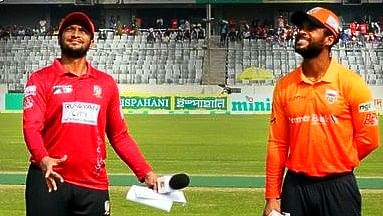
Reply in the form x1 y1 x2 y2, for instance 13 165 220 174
23 85 36 110
363 113 378 126
24 85 36 97
23 96 34 110
358 101 376 113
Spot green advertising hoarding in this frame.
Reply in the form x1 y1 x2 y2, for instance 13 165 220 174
120 94 228 113
5 93 23 110
174 96 227 110
120 96 171 110
3 93 228 113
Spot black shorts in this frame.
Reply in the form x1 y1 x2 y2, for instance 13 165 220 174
281 170 361 216
26 164 110 216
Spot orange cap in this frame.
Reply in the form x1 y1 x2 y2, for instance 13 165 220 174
291 7 340 37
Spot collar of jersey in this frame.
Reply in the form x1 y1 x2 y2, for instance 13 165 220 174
53 58 97 78
297 58 338 84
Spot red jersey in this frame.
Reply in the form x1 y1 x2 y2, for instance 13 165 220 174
170 18 178 29
350 22 357 35
23 59 152 190
359 23 368 35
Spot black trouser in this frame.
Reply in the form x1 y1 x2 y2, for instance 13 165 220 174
281 170 361 216
26 164 110 216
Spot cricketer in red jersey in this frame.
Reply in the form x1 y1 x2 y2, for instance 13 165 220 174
23 12 157 216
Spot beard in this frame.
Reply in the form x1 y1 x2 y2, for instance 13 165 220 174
294 36 325 59
59 37 90 59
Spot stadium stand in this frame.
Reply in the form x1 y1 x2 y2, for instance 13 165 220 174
0 32 207 91
1 33 383 92
1 2 383 92
226 39 383 86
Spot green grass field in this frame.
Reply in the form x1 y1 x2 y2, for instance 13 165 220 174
0 113 382 215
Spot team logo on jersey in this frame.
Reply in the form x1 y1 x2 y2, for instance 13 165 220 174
93 85 102 98
53 85 72 95
325 89 338 104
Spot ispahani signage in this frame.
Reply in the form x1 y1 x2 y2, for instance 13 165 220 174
120 96 171 110
175 96 227 110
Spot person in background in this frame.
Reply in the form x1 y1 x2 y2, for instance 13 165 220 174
23 11 157 216
147 27 156 43
220 19 229 45
349 19 358 38
339 29 350 47
108 15 117 29
263 7 380 216
155 16 164 29
170 17 178 30
38 16 47 35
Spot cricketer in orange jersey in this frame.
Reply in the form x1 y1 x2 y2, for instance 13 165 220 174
263 7 380 216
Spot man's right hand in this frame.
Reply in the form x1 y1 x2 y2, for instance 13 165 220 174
39 155 68 192
263 198 281 216
144 171 158 192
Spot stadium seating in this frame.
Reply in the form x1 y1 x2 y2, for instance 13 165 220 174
227 39 383 86
0 33 207 91
1 34 383 92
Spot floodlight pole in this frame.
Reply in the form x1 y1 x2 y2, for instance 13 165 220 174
206 3 212 40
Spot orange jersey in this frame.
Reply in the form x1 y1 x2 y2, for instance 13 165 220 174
265 59 380 199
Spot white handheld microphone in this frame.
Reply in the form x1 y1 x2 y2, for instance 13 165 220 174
157 173 190 194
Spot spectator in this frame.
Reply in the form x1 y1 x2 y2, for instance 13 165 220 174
134 16 143 29
371 19 380 34
108 15 117 29
349 19 358 37
220 19 229 44
176 27 184 41
155 16 164 29
170 17 178 30
340 29 350 47
276 15 284 31
39 17 47 35
147 27 156 42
